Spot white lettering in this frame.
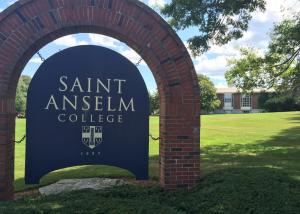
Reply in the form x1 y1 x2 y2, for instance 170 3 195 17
63 95 77 110
119 97 135 111
82 96 90 111
70 78 84 92
97 79 111 93
59 76 68 92
95 96 103 111
108 97 116 112
114 79 126 94
69 114 78 122
56 113 124 123
98 115 104 123
87 78 92 93
90 114 95 122
45 95 59 110
81 114 87 122
58 114 66 122
118 115 123 123
107 115 114 123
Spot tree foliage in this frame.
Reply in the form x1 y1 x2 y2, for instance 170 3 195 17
225 12 300 102
149 91 159 115
198 74 220 112
225 48 265 90
148 75 220 114
16 75 31 114
161 0 266 55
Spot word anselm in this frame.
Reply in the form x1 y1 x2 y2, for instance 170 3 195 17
44 76 136 123
45 95 135 112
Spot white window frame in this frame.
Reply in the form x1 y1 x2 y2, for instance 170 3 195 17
224 93 232 103
223 93 233 110
241 94 252 110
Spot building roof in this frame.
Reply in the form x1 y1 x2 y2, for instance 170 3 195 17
216 87 275 94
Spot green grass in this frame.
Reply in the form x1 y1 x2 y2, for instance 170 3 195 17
3 111 300 213
201 112 300 178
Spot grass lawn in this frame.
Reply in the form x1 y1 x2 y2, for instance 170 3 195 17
1 111 300 213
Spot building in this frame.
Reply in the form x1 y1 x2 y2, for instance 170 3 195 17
215 87 274 114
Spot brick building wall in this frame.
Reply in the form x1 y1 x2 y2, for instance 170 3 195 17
216 92 264 113
252 93 260 109
233 93 241 109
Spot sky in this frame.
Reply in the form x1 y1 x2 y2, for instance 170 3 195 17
0 0 299 92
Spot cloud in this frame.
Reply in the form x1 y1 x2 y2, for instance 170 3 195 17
88 33 145 66
191 30 260 84
195 55 230 77
253 0 300 23
148 0 166 8
215 83 229 88
8 0 17 5
29 57 43 64
120 49 146 66
53 35 88 47
88 34 121 48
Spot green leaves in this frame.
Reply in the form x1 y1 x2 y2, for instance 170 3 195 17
198 74 220 112
225 12 300 100
161 0 266 56
226 47 266 92
16 75 32 114
149 91 159 115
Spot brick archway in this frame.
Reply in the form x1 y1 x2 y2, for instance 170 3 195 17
0 0 200 200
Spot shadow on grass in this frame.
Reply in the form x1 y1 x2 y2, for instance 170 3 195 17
201 126 300 180
286 114 300 122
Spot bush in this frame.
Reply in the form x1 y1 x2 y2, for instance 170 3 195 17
263 95 300 112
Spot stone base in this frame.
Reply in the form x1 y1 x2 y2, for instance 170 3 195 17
39 178 127 196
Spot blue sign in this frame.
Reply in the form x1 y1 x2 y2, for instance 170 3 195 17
25 45 149 184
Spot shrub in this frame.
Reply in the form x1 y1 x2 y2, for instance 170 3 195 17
263 95 300 112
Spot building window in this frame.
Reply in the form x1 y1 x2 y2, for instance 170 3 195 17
224 93 232 103
223 93 233 110
241 94 252 107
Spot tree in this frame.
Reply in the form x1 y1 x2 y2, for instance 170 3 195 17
16 75 31 115
149 91 159 115
148 75 220 114
198 74 220 112
225 12 300 102
225 47 265 90
161 0 266 56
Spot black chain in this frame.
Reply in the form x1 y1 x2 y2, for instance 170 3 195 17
135 58 143 66
37 51 45 62
149 134 160 141
14 135 26 144
14 134 159 143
